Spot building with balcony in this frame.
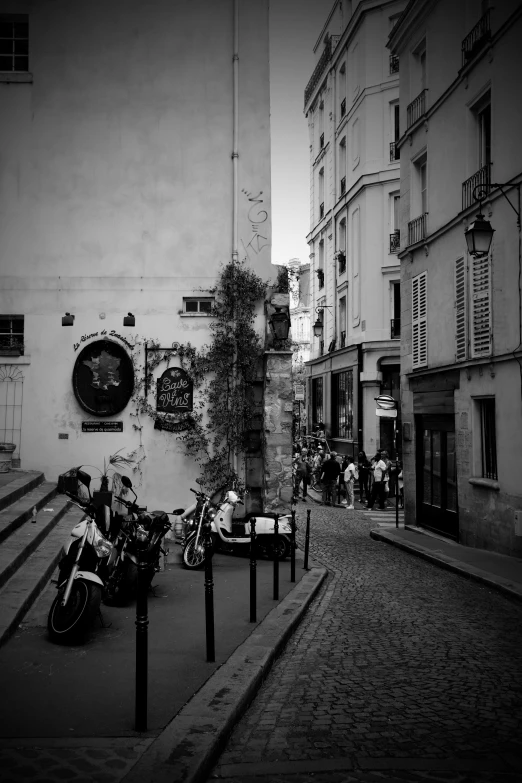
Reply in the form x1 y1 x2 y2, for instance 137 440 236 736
304 0 406 460
0 0 276 512
389 0 522 556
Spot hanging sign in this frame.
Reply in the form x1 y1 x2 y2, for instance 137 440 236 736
154 417 192 433
294 384 305 401
375 394 397 418
156 367 193 414
376 408 397 418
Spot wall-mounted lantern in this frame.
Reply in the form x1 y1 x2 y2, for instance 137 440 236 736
123 312 136 327
62 312 75 326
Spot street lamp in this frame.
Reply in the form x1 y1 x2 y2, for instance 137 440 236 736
312 306 332 339
268 306 291 344
466 182 521 257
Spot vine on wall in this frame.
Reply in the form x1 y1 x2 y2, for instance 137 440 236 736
129 260 268 493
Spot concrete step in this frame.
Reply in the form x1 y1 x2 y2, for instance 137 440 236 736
0 494 73 590
0 481 62 546
0 504 86 648
0 470 45 514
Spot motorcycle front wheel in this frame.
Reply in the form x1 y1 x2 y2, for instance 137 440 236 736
48 579 101 643
268 535 290 561
182 533 211 569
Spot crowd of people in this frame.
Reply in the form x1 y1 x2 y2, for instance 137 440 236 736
292 423 403 510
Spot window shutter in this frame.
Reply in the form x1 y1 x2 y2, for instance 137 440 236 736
471 255 491 357
455 257 467 361
412 272 427 369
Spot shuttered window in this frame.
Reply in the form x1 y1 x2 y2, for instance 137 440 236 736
412 272 427 369
471 255 491 357
455 257 468 361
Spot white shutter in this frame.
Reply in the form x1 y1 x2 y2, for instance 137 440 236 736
471 255 491 357
412 272 427 369
455 257 468 361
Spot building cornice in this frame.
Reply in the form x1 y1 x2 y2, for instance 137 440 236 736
387 0 437 53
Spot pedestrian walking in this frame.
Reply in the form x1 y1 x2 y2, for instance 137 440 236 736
319 452 341 505
339 455 349 504
343 457 357 510
294 451 312 501
357 450 371 503
397 461 404 508
365 451 387 510
311 448 324 490
381 450 392 507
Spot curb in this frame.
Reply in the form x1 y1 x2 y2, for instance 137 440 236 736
120 564 328 783
370 529 522 603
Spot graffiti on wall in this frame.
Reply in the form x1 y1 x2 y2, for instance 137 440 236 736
241 189 269 259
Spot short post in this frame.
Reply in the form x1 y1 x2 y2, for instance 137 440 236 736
273 515 279 600
395 481 399 529
303 508 311 570
250 517 257 623
135 539 149 732
290 510 296 583
203 521 215 662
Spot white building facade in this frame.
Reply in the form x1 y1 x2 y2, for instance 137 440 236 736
389 0 522 556
304 0 406 460
0 0 275 512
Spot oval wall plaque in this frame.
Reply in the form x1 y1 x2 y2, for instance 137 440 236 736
156 367 193 414
73 340 135 417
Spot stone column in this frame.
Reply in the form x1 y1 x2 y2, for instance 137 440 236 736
360 371 382 457
263 349 294 513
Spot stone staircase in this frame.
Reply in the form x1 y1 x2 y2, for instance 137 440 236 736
0 470 85 648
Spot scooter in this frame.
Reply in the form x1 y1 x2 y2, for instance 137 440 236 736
211 490 292 560
48 468 115 642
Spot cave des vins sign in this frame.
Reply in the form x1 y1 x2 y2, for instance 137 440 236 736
156 367 193 414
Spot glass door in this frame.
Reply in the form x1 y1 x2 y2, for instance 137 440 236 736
417 416 458 540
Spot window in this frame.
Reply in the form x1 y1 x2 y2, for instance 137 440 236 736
312 377 323 428
338 218 346 258
333 370 353 439
0 315 24 355
317 100 324 151
412 272 427 369
339 138 346 194
183 298 214 315
339 63 346 117
350 207 360 323
318 168 325 219
351 118 360 168
0 16 29 72
409 153 428 242
317 240 325 289
390 193 400 252
350 42 360 98
390 103 400 161
478 100 491 170
477 398 497 480
391 282 400 338
339 296 346 345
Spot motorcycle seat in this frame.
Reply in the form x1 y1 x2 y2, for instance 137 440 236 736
233 511 279 524
219 523 248 538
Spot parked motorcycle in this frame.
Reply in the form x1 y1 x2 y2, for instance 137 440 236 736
108 476 176 601
48 468 115 642
181 488 292 569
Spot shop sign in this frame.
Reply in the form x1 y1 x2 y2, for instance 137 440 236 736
82 421 124 432
73 340 134 417
294 384 305 401
156 367 193 413
154 417 191 433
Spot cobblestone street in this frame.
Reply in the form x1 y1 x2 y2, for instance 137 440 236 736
208 502 522 783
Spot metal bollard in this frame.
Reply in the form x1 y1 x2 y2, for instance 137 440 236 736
396 487 399 529
303 508 311 570
273 515 279 600
203 522 215 662
290 510 296 583
250 517 257 622
135 539 149 732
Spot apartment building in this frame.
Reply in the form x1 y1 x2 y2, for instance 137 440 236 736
389 0 522 556
0 0 274 512
304 0 406 460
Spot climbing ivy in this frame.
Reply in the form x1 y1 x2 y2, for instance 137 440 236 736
129 260 268 493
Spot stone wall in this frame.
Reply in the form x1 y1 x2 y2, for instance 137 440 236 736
263 350 294 513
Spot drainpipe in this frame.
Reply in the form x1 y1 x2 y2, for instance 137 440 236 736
357 342 363 455
232 0 239 264
232 0 239 477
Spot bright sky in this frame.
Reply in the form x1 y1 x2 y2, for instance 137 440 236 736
269 0 332 268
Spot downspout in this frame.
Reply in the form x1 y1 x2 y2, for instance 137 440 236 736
232 0 239 477
357 343 363 455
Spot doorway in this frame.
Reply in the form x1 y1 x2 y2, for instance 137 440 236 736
416 414 458 540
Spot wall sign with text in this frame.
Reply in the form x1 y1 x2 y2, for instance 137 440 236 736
156 367 193 414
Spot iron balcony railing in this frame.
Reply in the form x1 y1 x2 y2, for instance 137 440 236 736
340 97 346 117
406 89 427 129
408 213 428 245
340 330 346 348
391 319 401 339
390 230 400 254
462 163 491 211
389 141 400 162
340 176 346 195
462 9 491 68
389 54 399 74
304 36 332 107
319 201 324 219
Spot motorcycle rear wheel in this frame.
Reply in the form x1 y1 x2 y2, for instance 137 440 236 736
182 533 210 569
268 536 290 561
48 579 101 643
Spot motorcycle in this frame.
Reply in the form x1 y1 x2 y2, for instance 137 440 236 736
181 488 292 569
48 468 115 642
108 476 176 601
